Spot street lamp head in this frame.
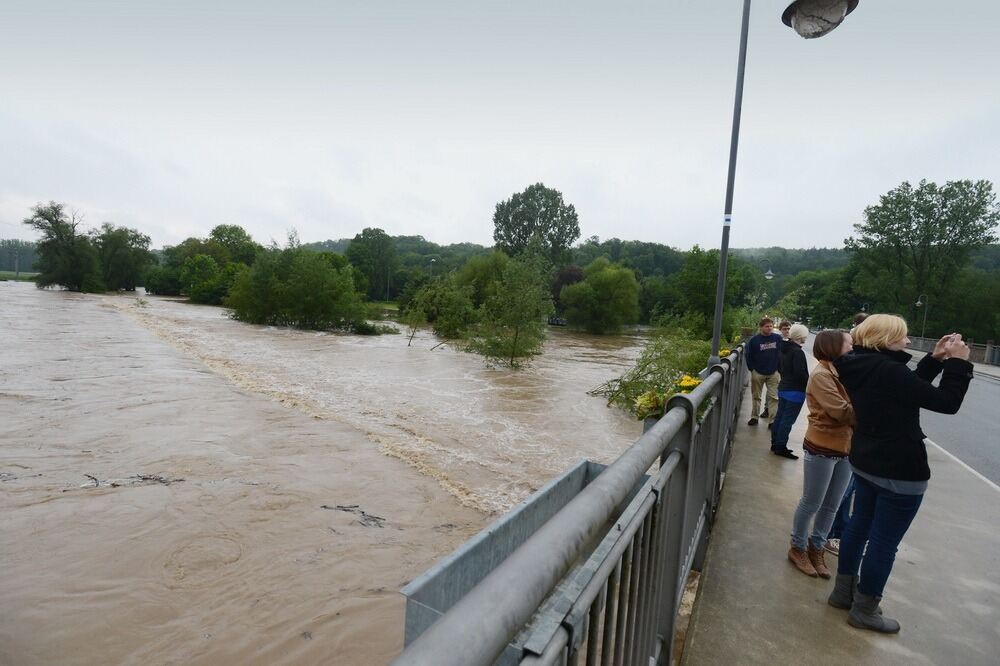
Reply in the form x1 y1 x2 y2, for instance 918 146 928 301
764 268 775 281
915 300 923 307
782 0 859 39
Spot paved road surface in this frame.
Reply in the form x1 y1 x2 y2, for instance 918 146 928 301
921 372 1000 486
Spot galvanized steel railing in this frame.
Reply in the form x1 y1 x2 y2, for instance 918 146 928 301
394 345 749 666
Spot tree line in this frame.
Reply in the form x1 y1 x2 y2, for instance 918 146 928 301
12 177 1000 364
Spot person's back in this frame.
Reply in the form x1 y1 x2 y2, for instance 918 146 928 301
826 314 973 635
770 324 810 458
777 338 808 393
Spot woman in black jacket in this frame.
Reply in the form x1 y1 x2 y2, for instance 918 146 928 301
827 314 973 634
770 323 810 459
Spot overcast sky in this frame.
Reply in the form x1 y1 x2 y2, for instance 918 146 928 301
1 1 998 250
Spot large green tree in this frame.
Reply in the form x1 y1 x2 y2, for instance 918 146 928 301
560 258 640 334
846 179 999 315
208 224 262 266
493 183 580 266
225 247 363 329
346 227 398 301
22 202 104 292
90 223 156 290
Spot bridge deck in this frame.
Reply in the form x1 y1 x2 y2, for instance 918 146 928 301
683 363 1000 666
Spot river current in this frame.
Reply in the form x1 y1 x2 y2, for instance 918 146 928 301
0 281 642 664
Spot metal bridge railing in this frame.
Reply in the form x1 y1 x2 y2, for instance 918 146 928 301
394 345 749 666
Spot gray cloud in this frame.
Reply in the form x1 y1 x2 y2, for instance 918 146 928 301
1 1 997 249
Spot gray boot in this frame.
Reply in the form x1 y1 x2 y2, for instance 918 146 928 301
827 574 856 609
848 593 900 633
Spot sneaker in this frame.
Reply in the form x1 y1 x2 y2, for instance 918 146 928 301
771 448 799 460
747 417 759 426
767 422 774 430
824 539 840 556
760 408 769 418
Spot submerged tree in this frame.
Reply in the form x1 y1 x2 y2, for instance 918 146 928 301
560 258 640 335
22 202 104 292
468 254 553 368
90 223 156 291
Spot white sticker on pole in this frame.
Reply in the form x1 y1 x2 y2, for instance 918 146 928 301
724 214 732 227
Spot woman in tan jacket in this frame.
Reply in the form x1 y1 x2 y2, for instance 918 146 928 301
787 329 855 578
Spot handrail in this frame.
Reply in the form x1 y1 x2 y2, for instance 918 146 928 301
394 347 746 666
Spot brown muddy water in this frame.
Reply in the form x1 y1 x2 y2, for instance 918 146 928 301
0 281 642 665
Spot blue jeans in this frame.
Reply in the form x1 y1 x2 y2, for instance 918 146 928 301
827 476 855 540
770 397 804 451
790 452 853 550
837 475 924 597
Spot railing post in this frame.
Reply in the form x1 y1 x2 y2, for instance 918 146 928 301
654 393 696 659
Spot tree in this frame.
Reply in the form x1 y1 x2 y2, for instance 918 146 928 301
208 224 262 266
180 254 222 304
411 278 477 339
455 250 509 307
90 223 156 290
346 227 398 301
845 179 999 315
560 258 640 334
493 183 580 266
282 251 364 329
226 247 364 330
22 202 104 292
401 304 428 347
0 239 38 274
468 255 553 367
551 265 584 314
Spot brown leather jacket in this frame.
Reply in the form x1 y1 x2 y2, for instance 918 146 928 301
804 360 854 455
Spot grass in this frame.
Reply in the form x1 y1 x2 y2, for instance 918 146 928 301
368 300 399 312
0 271 37 282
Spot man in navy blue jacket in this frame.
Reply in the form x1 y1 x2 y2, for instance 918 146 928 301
745 317 783 426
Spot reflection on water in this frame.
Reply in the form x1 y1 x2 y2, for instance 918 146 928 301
0 282 645 664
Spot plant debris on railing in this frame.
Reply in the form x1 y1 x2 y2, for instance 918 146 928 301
589 329 715 419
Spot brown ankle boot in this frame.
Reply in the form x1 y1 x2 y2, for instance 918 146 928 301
807 540 831 579
788 543 818 577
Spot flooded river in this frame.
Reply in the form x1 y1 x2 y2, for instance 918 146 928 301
0 281 643 664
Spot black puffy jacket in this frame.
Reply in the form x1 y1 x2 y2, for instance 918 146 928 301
833 347 973 481
777 340 808 393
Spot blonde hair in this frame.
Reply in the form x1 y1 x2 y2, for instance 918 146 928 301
787 323 808 344
853 314 908 350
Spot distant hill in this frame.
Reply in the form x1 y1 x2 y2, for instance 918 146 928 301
732 247 850 274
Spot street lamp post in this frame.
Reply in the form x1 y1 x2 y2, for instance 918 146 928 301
915 293 929 339
708 0 861 364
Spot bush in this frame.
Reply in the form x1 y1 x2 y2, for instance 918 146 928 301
560 258 640 334
589 328 712 417
411 278 477 338
226 248 364 330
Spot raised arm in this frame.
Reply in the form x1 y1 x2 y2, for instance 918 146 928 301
891 358 974 414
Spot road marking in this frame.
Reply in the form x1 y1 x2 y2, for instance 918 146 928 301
925 438 1000 493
